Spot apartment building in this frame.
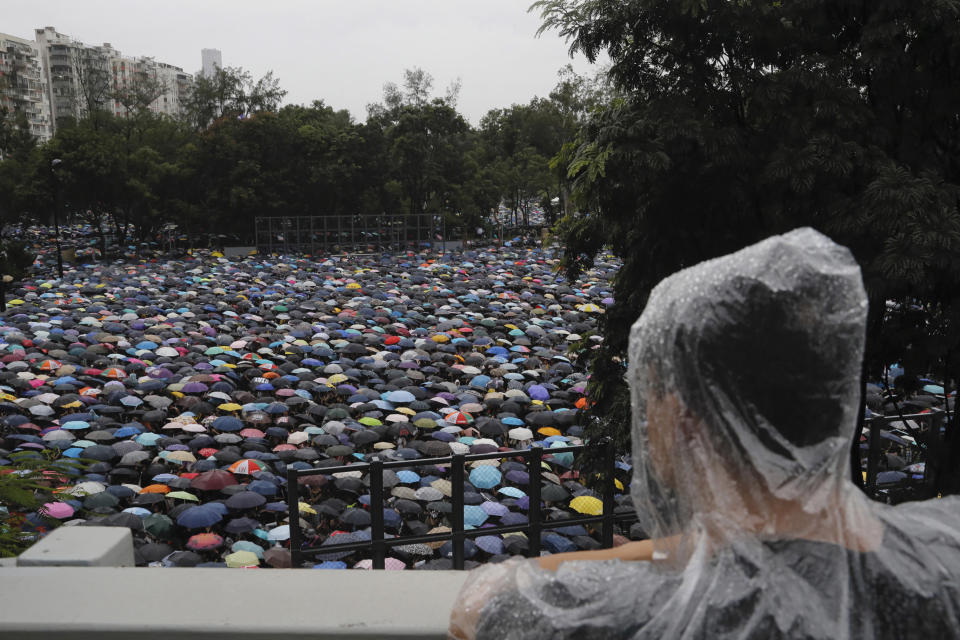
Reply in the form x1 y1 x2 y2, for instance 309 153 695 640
0 32 53 142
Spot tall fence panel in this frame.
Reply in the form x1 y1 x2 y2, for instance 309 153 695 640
255 214 445 255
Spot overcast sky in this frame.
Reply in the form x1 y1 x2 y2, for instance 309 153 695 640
5 0 602 124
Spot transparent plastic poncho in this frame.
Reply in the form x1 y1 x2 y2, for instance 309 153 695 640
451 228 960 639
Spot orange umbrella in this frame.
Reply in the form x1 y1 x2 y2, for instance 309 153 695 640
186 532 224 551
140 484 171 494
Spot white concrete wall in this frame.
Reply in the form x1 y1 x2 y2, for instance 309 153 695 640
0 565 468 639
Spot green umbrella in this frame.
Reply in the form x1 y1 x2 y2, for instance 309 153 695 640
166 491 200 502
83 492 120 509
143 513 174 538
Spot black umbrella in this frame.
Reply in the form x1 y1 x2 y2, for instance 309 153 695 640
339 508 372 527
102 512 144 530
138 542 174 563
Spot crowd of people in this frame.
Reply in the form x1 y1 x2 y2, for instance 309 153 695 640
0 226 637 569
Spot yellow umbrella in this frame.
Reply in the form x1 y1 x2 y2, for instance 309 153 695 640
327 373 348 385
165 451 197 463
225 550 261 568
218 402 243 412
569 495 603 516
298 502 317 515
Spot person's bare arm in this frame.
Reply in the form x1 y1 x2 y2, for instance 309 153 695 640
537 539 654 572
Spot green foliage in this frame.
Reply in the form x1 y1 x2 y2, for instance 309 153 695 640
536 0 960 495
1 63 590 248
0 454 86 557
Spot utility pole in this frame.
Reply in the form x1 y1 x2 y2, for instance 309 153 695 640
50 158 64 278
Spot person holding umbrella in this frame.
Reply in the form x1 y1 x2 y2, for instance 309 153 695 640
451 229 960 639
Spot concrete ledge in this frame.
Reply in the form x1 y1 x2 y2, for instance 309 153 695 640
0 566 468 639
17 527 134 567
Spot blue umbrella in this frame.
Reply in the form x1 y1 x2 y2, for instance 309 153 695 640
383 508 402 529
475 535 504 555
500 512 528 526
463 505 488 527
440 538 478 559
542 533 577 553
313 561 348 569
176 505 223 529
469 375 492 388
469 466 502 489
505 470 530 485
481 501 509 517
138 433 164 446
247 480 279 496
396 470 420 484
384 390 415 404
498 487 526 499
231 540 265 558
212 416 243 432
528 385 550 401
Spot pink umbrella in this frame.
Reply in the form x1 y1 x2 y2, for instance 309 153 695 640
353 557 406 570
41 502 75 519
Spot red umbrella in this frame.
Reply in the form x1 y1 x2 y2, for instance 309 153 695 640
228 459 264 475
190 469 238 491
186 532 224 551
445 411 473 426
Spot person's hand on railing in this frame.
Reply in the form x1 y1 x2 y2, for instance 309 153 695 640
536 539 655 572
449 557 530 640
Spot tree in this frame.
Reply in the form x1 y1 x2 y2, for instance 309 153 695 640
368 69 472 216
179 66 287 130
111 65 167 117
70 46 112 124
535 0 960 494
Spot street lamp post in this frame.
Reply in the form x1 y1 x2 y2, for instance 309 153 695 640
50 158 63 278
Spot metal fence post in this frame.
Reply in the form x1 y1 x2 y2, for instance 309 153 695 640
602 438 615 548
287 467 303 568
370 459 385 570
866 417 883 495
528 448 542 559
452 454 465 569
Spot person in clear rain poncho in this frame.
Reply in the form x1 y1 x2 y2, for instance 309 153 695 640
450 228 960 639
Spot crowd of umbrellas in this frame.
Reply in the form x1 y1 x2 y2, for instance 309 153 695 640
1 228 638 569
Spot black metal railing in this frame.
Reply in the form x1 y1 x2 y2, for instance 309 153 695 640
286 440 635 569
862 410 943 496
